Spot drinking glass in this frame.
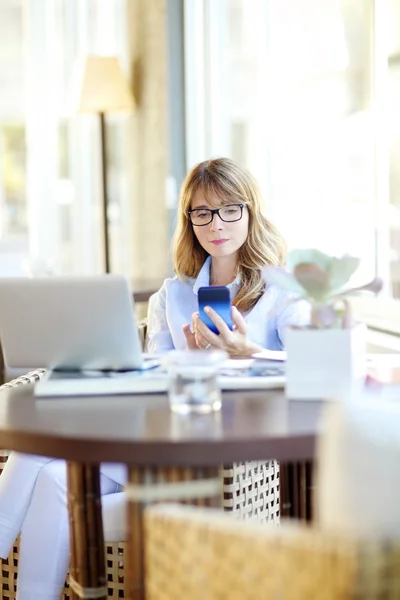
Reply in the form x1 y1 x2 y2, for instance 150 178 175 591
165 350 227 414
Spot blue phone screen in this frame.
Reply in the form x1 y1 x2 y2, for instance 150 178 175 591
198 286 233 335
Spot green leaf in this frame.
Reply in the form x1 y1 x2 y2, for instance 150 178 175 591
330 276 383 299
328 254 360 292
293 264 330 301
287 248 333 273
262 266 306 296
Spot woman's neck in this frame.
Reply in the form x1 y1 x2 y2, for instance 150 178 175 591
210 256 237 286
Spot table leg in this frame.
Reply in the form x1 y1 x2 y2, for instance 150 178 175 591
125 465 222 600
67 462 107 600
279 462 291 518
279 461 315 522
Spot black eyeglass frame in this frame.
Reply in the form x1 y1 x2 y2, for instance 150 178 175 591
188 203 244 226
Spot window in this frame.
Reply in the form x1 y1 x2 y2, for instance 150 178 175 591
0 0 28 275
388 0 400 302
184 0 400 334
0 0 133 276
0 124 26 237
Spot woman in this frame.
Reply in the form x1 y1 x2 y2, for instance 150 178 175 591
0 158 308 600
147 157 309 355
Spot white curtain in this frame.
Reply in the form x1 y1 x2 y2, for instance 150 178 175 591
24 0 133 275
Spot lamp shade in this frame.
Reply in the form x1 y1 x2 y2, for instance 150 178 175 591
71 55 135 114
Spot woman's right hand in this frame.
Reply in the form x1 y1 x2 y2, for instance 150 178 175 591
182 313 201 350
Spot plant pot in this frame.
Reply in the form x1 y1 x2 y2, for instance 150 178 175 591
285 323 367 400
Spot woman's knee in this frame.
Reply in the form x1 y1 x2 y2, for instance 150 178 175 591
8 452 55 469
34 460 68 501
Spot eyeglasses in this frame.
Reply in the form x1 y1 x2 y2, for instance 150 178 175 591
188 204 244 226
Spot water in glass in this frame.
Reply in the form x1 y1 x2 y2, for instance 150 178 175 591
165 350 227 414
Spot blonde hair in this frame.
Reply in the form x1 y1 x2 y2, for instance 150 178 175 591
172 158 287 312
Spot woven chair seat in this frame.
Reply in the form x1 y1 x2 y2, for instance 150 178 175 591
145 504 400 599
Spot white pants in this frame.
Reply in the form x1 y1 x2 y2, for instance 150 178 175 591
0 452 127 600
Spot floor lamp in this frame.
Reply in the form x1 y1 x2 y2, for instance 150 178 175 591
71 56 135 273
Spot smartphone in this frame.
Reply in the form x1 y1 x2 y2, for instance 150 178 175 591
198 286 233 335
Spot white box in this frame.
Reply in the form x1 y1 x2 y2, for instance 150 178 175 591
285 323 366 400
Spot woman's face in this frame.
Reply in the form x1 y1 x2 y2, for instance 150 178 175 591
189 188 249 259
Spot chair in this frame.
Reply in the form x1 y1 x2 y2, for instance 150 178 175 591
0 370 281 599
144 503 400 599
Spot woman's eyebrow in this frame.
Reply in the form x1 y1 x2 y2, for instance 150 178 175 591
191 204 210 210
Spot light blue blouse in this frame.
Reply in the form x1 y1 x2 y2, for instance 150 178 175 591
147 256 310 353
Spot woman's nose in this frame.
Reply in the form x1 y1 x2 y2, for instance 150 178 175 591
210 214 223 231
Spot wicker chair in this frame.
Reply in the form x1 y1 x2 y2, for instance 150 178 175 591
0 369 281 599
145 503 400 599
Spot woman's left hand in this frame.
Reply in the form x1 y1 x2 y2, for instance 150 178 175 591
193 306 262 358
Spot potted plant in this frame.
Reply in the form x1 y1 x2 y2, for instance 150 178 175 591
263 249 383 399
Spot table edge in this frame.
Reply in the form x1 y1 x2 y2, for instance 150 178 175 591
0 429 316 465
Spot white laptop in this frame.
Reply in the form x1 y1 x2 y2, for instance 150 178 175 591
0 275 159 389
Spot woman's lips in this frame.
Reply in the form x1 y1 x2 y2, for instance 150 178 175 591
210 239 229 245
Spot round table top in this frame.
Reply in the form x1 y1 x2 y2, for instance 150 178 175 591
0 384 322 465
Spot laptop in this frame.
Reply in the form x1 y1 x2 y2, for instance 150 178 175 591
0 275 159 394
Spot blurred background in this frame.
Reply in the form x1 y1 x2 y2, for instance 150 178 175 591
0 0 399 340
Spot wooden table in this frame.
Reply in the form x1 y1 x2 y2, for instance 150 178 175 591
0 384 321 599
